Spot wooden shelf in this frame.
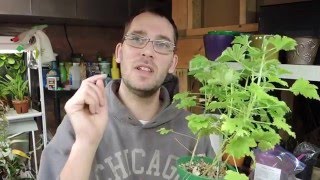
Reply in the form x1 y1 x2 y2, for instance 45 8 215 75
228 62 320 82
186 23 258 36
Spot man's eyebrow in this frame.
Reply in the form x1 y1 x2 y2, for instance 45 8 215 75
156 35 173 43
128 30 173 42
128 30 146 36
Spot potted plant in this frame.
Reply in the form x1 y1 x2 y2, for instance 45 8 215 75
0 101 35 179
159 35 320 179
0 74 29 114
0 81 10 108
0 53 26 78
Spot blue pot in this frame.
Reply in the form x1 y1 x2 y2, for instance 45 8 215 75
203 34 234 61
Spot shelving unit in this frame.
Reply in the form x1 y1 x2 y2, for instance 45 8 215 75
0 36 48 175
186 23 258 36
0 36 48 146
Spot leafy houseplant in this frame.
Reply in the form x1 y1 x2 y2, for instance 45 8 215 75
0 53 26 78
0 81 10 108
0 74 29 114
159 35 320 179
0 101 35 179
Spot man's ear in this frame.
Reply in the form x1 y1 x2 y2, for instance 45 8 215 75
168 54 178 74
115 43 122 63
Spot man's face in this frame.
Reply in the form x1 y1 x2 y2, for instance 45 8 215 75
115 12 178 97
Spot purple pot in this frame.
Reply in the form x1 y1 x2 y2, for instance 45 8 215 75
203 34 234 61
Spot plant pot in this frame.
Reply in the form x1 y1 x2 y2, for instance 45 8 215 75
177 156 223 180
222 153 245 168
250 34 279 60
203 34 234 61
12 97 29 114
286 36 319 65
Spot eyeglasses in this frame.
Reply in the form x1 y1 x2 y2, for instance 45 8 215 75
124 34 176 55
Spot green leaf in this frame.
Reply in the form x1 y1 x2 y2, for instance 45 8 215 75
221 117 251 137
173 92 197 109
157 128 172 135
207 101 228 111
7 58 15 64
186 114 214 136
225 137 257 158
216 44 246 62
273 117 295 138
268 76 288 87
232 35 250 46
251 131 281 151
268 35 297 51
224 170 248 180
189 54 211 71
290 79 320 100
0 55 6 60
34 48 40 59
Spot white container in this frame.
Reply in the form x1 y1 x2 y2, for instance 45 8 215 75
69 63 81 89
99 62 111 76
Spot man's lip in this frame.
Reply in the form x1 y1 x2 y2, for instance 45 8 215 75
135 64 154 72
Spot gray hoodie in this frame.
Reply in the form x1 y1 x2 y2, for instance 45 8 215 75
38 80 214 180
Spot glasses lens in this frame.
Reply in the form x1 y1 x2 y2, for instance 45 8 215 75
125 35 147 48
153 40 175 54
125 34 175 54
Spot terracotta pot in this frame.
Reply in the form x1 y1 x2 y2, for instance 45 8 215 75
12 97 30 114
222 153 245 168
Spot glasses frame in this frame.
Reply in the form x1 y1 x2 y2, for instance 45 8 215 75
123 34 176 55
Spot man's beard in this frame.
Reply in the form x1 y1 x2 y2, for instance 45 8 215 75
122 77 164 98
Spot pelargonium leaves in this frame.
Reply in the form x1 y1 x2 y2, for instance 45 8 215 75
225 170 248 180
290 79 320 100
225 136 257 158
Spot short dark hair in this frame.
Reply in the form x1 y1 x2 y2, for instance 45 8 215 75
123 7 178 45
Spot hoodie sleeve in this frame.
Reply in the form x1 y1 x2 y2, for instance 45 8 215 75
37 115 75 180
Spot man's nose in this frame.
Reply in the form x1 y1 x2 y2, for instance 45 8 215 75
141 41 155 57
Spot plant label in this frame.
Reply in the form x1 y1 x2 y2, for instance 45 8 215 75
254 163 281 180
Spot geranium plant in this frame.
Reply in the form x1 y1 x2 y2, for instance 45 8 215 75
159 35 320 179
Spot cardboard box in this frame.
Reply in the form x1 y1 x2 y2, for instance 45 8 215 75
203 0 257 27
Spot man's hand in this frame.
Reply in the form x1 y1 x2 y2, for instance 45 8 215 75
64 74 108 146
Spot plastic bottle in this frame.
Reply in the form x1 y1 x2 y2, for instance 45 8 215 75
69 63 81 89
59 62 67 85
111 54 120 79
99 61 111 77
46 61 60 90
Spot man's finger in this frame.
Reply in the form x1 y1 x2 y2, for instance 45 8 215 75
84 74 107 84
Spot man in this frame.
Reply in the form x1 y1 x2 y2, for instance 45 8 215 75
38 8 214 180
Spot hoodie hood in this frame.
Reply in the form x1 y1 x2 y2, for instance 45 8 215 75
107 80 188 128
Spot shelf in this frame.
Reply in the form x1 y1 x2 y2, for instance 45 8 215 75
227 62 320 82
0 36 23 53
5 108 42 122
1 108 40 135
8 119 38 134
186 23 258 36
